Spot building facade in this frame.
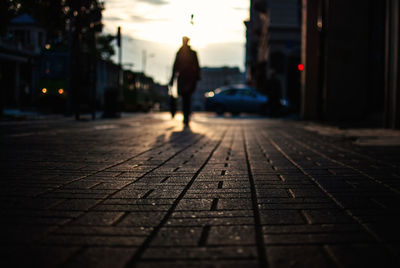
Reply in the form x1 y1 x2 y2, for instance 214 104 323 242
301 0 399 128
245 0 302 112
0 14 46 112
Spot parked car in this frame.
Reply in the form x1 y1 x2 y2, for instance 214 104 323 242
204 84 269 115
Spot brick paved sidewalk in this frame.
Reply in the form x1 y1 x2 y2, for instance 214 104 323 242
1 113 399 267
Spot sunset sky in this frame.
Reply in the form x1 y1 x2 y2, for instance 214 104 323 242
102 0 250 84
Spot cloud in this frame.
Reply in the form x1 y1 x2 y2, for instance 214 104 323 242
103 16 122 21
130 15 167 23
198 42 245 70
110 36 176 83
137 0 169 5
107 35 245 84
233 7 247 11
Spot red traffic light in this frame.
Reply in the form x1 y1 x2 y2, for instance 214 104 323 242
298 64 304 71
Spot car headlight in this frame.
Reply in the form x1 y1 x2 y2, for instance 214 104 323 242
204 92 214 98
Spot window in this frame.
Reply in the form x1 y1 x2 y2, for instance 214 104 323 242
14 30 25 43
221 89 237 96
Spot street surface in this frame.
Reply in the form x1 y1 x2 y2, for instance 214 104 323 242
1 112 400 267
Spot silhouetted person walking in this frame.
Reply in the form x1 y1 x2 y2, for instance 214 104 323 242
170 36 200 127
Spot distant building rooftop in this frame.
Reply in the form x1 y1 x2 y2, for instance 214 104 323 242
11 13 40 26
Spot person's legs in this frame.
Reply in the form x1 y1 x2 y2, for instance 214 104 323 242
182 93 192 126
169 96 176 118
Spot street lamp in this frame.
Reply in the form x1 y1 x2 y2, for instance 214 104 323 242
142 50 155 75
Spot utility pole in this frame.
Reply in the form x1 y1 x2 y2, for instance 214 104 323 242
66 10 72 116
117 26 122 116
89 17 97 120
142 50 146 75
70 0 82 120
117 26 122 70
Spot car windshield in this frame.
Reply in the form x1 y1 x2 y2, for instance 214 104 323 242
215 85 258 96
220 89 238 96
40 54 67 79
240 90 257 97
